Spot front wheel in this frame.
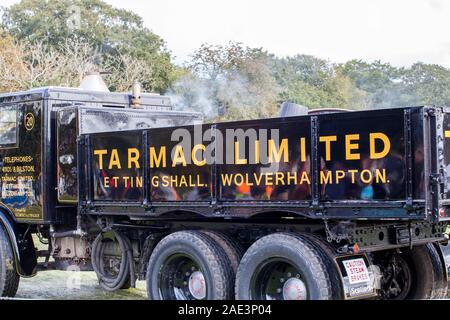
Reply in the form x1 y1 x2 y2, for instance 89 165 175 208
235 233 337 300
0 224 20 297
146 231 233 300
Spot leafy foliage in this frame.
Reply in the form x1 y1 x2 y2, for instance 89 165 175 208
170 42 279 121
1 0 174 92
1 0 450 121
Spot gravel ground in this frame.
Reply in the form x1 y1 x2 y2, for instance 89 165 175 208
15 271 147 300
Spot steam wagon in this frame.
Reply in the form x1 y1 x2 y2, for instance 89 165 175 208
0 74 449 300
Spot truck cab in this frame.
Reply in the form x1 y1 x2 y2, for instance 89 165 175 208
0 82 202 287
0 85 202 225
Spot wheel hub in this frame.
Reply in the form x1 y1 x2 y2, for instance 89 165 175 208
188 271 206 299
282 277 307 300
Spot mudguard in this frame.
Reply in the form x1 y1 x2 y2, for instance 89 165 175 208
0 208 36 277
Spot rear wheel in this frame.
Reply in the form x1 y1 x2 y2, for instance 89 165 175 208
199 230 243 273
376 244 446 300
235 233 338 300
146 231 233 300
0 224 20 297
377 251 413 299
428 243 448 299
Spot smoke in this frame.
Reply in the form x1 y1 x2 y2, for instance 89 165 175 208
426 0 445 11
167 75 219 119
166 71 272 121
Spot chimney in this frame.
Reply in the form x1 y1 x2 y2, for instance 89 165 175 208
131 81 142 108
279 101 308 117
79 71 110 92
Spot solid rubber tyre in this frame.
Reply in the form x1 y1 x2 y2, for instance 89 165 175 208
427 243 448 299
199 230 244 273
299 233 345 299
381 245 441 299
235 232 336 300
0 224 20 297
146 230 233 300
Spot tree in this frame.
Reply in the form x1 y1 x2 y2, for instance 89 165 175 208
271 55 366 109
401 63 450 106
0 33 66 91
1 0 174 92
339 60 450 108
170 42 279 120
0 33 154 92
338 60 407 108
0 33 29 92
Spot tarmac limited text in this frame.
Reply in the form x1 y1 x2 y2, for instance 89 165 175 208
93 132 391 168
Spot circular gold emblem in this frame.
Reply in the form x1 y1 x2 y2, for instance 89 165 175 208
25 113 35 131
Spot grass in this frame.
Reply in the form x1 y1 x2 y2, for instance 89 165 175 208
16 270 147 300
15 235 147 300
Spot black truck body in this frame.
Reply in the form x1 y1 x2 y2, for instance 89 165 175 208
0 86 449 300
79 106 441 220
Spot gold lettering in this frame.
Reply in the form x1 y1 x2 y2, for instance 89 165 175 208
335 170 345 183
300 137 306 162
375 169 387 183
348 170 358 183
136 176 143 188
221 174 233 186
94 149 107 169
151 176 159 187
346 134 360 160
321 171 332 184
254 140 260 164
268 138 288 163
254 173 263 185
265 173 273 186
370 133 391 159
172 145 187 167
162 175 169 187
300 171 310 184
287 172 298 184
360 169 372 183
108 149 121 169
150 146 166 168
234 174 244 186
276 172 285 185
319 136 337 161
192 144 206 166
179 175 187 187
235 142 247 165
128 148 140 169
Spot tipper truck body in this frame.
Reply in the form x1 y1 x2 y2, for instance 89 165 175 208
0 84 449 300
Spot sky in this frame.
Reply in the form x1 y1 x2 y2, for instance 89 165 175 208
1 0 450 67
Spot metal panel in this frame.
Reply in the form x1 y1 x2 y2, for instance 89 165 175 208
148 124 213 203
80 106 431 220
90 131 144 203
0 99 44 221
78 107 202 135
317 108 406 203
57 108 78 203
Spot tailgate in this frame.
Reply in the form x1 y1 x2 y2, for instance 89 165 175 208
432 107 450 220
